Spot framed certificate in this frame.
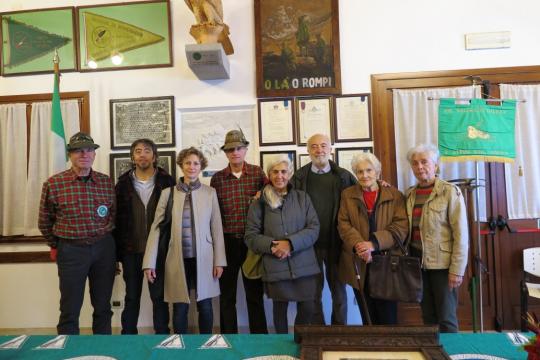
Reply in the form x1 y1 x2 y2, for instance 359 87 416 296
335 147 373 176
109 150 176 182
258 98 296 146
260 150 296 175
296 96 333 146
333 93 372 142
110 96 175 150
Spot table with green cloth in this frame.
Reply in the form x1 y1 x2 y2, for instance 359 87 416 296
0 332 529 359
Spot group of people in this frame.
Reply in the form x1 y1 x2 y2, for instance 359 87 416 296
38 129 468 336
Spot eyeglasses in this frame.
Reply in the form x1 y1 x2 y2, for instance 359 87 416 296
224 146 246 153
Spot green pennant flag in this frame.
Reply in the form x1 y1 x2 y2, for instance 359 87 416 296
50 60 67 172
3 17 70 68
438 98 516 163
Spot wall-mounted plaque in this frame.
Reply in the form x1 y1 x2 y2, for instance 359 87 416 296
109 150 176 182
110 96 175 150
334 93 372 142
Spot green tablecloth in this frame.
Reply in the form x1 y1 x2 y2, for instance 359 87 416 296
0 333 529 359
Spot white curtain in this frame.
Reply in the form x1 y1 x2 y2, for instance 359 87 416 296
500 84 540 219
393 85 487 221
0 103 28 235
24 100 80 236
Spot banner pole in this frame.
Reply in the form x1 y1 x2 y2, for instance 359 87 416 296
475 161 484 332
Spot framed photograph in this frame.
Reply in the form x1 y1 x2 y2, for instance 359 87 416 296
254 0 341 97
110 96 175 150
1 7 77 76
260 150 296 174
109 150 176 182
77 0 172 72
294 325 451 360
296 96 333 145
334 93 372 142
335 147 373 176
258 98 296 146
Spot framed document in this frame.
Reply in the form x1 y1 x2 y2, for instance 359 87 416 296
258 98 295 146
294 325 450 360
77 0 172 72
254 0 341 97
260 150 296 174
110 96 175 150
1 7 77 76
109 150 176 182
335 147 373 176
296 96 333 146
333 93 372 142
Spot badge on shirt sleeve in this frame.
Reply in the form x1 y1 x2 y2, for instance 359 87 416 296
96 205 109 218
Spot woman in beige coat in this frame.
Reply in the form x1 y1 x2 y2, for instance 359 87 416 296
143 147 226 334
337 152 408 325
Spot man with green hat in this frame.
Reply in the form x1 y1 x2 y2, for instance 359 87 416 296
39 132 117 335
211 129 268 334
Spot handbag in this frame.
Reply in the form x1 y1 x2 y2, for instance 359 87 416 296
242 198 265 280
368 237 423 303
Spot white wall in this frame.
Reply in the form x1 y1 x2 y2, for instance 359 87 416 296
2 0 540 331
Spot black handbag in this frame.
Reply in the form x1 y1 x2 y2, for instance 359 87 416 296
368 238 423 303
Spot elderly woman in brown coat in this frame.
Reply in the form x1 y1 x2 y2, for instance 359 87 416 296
337 152 408 325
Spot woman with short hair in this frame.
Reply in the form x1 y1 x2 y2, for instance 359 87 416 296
245 154 320 333
338 152 408 325
405 144 468 333
143 146 226 334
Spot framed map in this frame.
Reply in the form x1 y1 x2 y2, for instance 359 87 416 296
77 0 172 72
110 96 175 150
0 7 77 76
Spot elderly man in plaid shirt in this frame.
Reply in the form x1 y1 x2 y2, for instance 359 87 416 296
211 129 268 334
39 132 116 335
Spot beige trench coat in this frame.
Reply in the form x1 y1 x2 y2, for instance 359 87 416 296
142 185 226 303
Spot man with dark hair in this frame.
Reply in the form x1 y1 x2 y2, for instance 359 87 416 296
211 129 268 334
291 133 357 325
39 132 116 335
114 138 175 334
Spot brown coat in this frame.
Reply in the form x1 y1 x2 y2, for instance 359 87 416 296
337 182 409 290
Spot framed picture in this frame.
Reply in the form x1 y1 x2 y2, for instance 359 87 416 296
333 93 372 142
109 150 176 182
1 7 77 76
335 147 373 176
254 0 341 97
294 325 451 360
77 0 172 72
110 96 175 150
258 98 296 146
260 150 296 174
296 96 333 145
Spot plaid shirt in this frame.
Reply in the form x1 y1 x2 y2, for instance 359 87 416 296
39 168 116 246
210 162 267 234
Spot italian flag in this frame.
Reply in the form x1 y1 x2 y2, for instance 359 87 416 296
49 58 68 173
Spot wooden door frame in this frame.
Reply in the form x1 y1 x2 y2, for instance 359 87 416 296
371 64 540 330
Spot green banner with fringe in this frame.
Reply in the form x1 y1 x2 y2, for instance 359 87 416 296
438 98 516 162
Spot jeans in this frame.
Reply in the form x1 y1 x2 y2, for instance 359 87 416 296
172 258 214 334
56 234 116 335
120 252 170 334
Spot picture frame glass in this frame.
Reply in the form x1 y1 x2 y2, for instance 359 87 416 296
110 96 175 150
1 8 77 76
336 147 373 177
260 151 296 174
258 98 295 146
322 350 427 360
296 97 333 145
110 151 176 182
77 0 171 71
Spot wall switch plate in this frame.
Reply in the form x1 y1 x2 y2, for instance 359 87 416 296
112 300 122 308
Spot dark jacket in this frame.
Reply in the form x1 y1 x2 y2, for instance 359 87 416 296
114 167 175 259
290 160 357 262
245 186 320 283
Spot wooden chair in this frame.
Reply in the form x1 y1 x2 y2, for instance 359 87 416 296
521 247 540 331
